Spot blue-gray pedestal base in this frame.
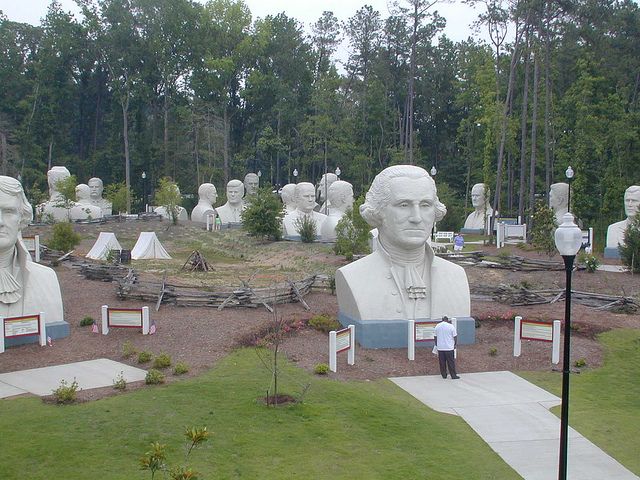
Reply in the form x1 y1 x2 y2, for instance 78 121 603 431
604 247 620 259
4 321 70 347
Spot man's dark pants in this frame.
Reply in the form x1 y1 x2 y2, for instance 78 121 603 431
438 350 457 378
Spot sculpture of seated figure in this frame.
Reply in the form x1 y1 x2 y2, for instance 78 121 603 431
282 182 327 237
315 172 338 214
606 185 640 249
0 176 64 328
88 177 112 215
463 183 494 230
191 183 217 224
280 183 297 214
335 165 471 348
70 184 103 220
215 180 245 224
243 173 259 201
38 166 74 222
549 182 569 225
320 181 354 242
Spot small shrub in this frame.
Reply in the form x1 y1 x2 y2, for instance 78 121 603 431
47 222 81 252
308 314 340 333
314 363 330 375
488 347 498 357
138 351 152 363
334 195 370 260
122 341 137 359
169 466 200 479
145 369 165 385
579 253 600 273
79 316 95 327
52 378 80 404
619 215 640 273
531 200 557 256
153 353 172 369
241 187 284 241
173 362 189 375
294 215 317 243
574 358 587 368
113 371 127 391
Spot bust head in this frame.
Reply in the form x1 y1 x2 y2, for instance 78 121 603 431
295 182 316 214
0 176 33 253
471 183 488 210
327 181 354 213
88 177 103 200
317 173 338 202
76 184 91 204
198 183 217 205
280 183 296 210
624 186 640 219
226 180 244 206
47 166 70 198
549 183 569 213
244 173 259 196
360 165 446 250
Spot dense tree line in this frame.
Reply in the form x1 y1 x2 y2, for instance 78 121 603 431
1 0 639 235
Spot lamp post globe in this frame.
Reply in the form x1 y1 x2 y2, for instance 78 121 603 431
430 166 437 177
565 166 574 212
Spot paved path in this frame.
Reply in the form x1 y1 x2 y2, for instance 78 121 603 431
597 264 626 273
390 371 638 480
0 359 147 398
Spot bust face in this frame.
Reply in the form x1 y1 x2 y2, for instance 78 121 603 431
549 185 567 212
296 183 316 214
470 184 485 208
0 191 21 252
625 189 640 218
88 178 103 199
227 184 243 206
244 174 259 195
76 184 91 202
379 176 435 250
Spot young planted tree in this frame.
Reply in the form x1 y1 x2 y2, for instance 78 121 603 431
154 177 183 225
241 187 284 241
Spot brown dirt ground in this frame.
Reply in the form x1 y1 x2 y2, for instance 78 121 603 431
3 221 640 402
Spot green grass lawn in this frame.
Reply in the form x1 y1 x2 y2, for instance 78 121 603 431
0 348 519 479
520 328 640 475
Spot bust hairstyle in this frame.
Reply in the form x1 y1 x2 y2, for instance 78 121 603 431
0 176 34 229
359 165 446 228
625 185 640 197
327 181 353 209
227 179 244 191
47 166 70 192
88 177 103 188
198 183 217 200
76 184 91 202
550 182 569 201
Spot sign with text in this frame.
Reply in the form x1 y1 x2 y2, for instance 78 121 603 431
1 313 46 353
329 325 355 372
521 320 553 342
414 321 438 342
335 328 351 353
514 316 560 364
101 305 150 335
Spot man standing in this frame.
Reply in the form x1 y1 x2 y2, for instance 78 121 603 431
434 316 460 379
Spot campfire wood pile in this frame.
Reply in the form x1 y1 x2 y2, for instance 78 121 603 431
182 250 211 272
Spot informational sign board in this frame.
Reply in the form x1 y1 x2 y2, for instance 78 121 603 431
101 305 150 335
414 321 438 342
1 313 46 353
521 320 553 342
513 316 560 364
329 325 355 372
408 319 457 361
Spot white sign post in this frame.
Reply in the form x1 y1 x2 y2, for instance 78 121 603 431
101 305 150 335
1 312 46 353
514 315 560 364
329 325 355 372
22 235 40 262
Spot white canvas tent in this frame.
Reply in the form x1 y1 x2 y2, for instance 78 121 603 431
86 232 122 260
131 232 171 260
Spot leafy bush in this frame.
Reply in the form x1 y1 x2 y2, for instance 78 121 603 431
619 215 640 273
52 378 80 404
79 316 95 327
145 369 165 385
47 222 81 252
113 371 127 391
314 363 330 375
241 188 285 241
574 358 587 368
294 214 316 243
138 351 152 363
531 200 557 256
579 253 600 273
155 177 183 224
435 181 466 232
104 181 133 214
173 362 189 375
334 194 370 260
308 314 340 333
122 341 137 359
488 347 498 357
153 353 172 369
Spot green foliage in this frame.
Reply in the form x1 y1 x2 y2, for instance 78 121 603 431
155 178 183 224
153 353 172 369
113 371 127 391
54 175 78 211
145 369 166 385
574 358 587 368
488 347 498 357
579 253 600 273
619 216 640 273
308 314 340 333
105 182 132 215
334 195 370 260
294 215 317 243
47 222 81 252
140 442 167 477
241 188 284 241
435 182 466 231
122 341 137 359
314 363 330 375
173 362 189 375
531 201 557 256
51 378 80 404
138 351 152 364
79 316 95 327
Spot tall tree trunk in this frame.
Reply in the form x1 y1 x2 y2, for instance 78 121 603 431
122 94 131 213
223 107 230 185
529 52 540 216
0 131 7 175
164 88 170 178
544 12 553 193
48 139 53 170
519 32 531 221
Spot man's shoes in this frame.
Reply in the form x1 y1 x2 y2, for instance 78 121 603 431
441 375 447 379
451 375 460 379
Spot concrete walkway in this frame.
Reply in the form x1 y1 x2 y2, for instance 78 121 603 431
597 264 626 273
0 359 147 398
390 371 638 480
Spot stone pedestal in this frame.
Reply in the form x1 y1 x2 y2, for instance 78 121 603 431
604 247 621 259
4 320 70 347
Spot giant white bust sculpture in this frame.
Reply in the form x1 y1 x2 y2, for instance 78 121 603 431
463 183 494 230
243 173 259 198
549 182 569 225
335 165 470 348
316 172 338 214
320 181 354 242
88 177 112 215
282 182 327 237
38 166 73 222
606 186 640 249
70 184 103 220
191 183 217 224
216 179 245 224
280 183 297 214
0 176 64 327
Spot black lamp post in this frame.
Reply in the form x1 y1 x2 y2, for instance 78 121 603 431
141 171 147 213
430 166 437 240
554 212 583 480
565 166 574 212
